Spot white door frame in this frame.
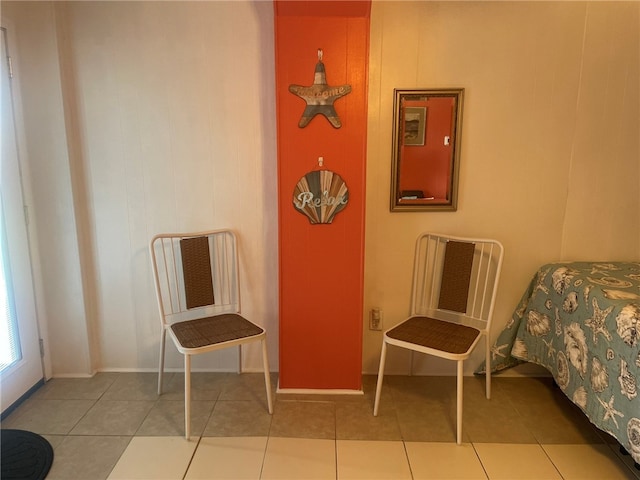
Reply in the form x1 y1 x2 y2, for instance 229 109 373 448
0 25 46 415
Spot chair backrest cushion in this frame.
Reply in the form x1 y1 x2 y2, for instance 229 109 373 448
437 240 475 313
180 236 215 309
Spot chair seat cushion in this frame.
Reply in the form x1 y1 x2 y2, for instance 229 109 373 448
386 316 480 354
171 313 264 349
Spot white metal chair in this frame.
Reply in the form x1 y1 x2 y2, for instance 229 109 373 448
150 229 273 439
373 233 504 444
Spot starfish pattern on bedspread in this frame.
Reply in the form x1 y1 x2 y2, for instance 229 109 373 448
598 394 624 429
585 297 613 344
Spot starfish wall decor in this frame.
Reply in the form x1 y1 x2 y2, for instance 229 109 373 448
289 49 351 128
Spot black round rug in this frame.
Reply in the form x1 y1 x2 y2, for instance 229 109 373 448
1 429 54 480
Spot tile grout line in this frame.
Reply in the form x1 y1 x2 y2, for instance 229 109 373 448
401 440 415 480
181 435 203 480
470 442 491 480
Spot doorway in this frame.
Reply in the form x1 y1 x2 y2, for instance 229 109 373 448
0 26 45 415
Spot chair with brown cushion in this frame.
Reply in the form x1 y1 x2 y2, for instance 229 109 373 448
150 229 273 439
373 233 504 444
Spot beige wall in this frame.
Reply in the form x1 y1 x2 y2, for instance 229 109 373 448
363 1 640 374
3 1 279 375
2 1 638 377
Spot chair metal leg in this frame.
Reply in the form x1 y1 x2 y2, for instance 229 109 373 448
373 341 388 416
158 329 166 395
456 360 463 445
238 344 243 374
485 335 491 399
262 339 273 414
184 354 191 440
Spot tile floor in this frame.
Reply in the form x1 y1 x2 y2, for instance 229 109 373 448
2 372 640 479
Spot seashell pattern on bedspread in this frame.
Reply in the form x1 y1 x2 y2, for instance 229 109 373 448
478 262 640 463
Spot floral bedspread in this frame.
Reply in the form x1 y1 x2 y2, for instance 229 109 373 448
483 262 640 462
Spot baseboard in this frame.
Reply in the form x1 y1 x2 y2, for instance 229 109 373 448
1 378 45 420
276 380 364 395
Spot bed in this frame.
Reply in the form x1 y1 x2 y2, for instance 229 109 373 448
483 262 640 463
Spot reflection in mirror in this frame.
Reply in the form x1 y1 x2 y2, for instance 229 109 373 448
390 88 464 211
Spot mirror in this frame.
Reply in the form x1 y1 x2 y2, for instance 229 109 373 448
390 88 464 212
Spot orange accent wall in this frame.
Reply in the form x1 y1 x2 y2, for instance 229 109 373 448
274 1 370 390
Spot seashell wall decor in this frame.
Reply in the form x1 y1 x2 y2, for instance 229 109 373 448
293 170 349 224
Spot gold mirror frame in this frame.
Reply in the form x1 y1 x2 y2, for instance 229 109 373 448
390 88 464 212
